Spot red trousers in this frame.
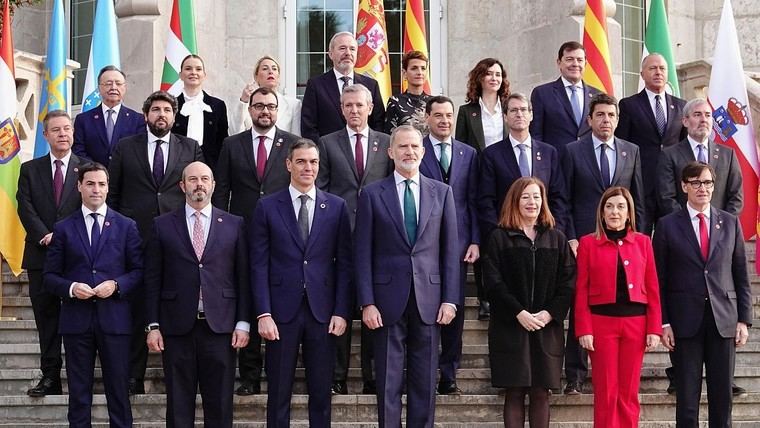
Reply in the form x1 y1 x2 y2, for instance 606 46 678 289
588 314 646 428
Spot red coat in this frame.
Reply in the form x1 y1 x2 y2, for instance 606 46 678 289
574 230 663 337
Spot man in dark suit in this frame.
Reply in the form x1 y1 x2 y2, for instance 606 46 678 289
317 83 392 395
478 92 568 239
530 41 603 149
419 96 479 395
356 125 459 428
301 31 385 143
107 90 204 394
43 162 143 428
653 161 751 428
73 66 145 167
212 86 300 396
561 93 645 395
17 110 82 397
251 139 352 427
145 161 250 427
617 53 686 233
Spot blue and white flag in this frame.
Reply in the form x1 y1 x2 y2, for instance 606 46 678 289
81 0 121 112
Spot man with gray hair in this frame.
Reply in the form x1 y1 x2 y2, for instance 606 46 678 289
301 31 385 143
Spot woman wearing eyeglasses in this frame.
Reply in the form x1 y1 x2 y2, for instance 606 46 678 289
172 54 229 170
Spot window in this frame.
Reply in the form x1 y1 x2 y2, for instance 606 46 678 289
618 0 645 97
70 0 97 106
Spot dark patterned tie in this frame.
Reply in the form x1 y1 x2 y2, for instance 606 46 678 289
298 194 310 243
654 95 667 136
53 159 64 207
106 109 115 144
90 213 101 255
403 179 417 246
599 143 611 187
257 135 267 181
355 133 365 179
340 76 350 92
152 140 165 185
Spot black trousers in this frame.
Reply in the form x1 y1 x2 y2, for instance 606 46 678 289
27 270 63 380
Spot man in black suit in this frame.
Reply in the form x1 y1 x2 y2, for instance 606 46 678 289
211 86 300 396
653 161 751 427
617 53 686 233
561 93 645 395
529 41 602 150
108 90 204 394
301 31 385 143
145 161 250 427
17 110 82 397
316 83 393 395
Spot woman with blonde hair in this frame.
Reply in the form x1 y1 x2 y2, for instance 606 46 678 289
235 55 301 135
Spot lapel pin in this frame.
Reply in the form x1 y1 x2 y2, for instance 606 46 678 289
471 112 477 117
73 167 79 173
536 156 542 161
373 141 378 146
275 142 282 147
670 105 674 109
372 147 378 152
622 151 627 157
104 221 110 227
714 154 719 159
217 218 223 222
208 121 213 125
94 115 99 119
125 112 130 116
320 203 326 209
459 150 463 155
715 224 721 229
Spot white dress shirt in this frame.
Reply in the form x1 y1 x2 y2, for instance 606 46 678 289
347 125 369 169
394 170 420 223
49 151 72 177
686 203 711 246
561 76 585 114
509 134 533 176
101 103 121 127
479 97 503 147
592 134 617 177
429 134 452 165
147 131 171 173
251 126 277 165
333 69 355 94
645 88 667 122
687 135 710 163
289 184 317 233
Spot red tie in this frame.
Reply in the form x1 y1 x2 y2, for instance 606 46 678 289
697 213 709 261
256 135 267 181
355 133 364 179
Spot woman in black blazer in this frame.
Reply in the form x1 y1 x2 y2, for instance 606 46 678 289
172 54 229 171
455 57 510 152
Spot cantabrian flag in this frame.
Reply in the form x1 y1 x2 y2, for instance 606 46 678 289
160 0 197 96
641 0 680 96
0 0 26 276
355 0 392 105
581 0 614 95
707 0 759 254
402 0 431 94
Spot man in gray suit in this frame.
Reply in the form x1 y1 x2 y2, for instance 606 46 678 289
317 83 393 394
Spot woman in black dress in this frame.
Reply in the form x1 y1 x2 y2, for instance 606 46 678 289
384 50 431 134
482 177 576 428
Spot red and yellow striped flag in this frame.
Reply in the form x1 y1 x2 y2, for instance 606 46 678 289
402 0 431 94
355 0 392 105
582 0 614 95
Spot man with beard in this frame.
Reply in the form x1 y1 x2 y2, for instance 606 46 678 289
145 161 250 427
212 86 300 395
108 90 204 394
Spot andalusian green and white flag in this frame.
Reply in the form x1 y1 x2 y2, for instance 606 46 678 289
160 0 197 95
641 0 680 96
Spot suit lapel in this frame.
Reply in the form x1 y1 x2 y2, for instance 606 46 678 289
276 193 306 252
580 138 605 188
675 209 704 262
305 190 328 253
676 140 696 163
611 138 629 185
579 83 595 135
162 134 182 187
363 130 382 186
415 177 435 241
172 209 198 260
449 141 468 185
635 91 660 132
59 156 80 211
498 140 522 178
73 211 93 263
465 104 486 148
379 177 409 246
420 138 443 182
92 209 116 257
202 208 222 261
137 136 155 188
35 157 56 206
92 106 110 148
240 131 257 177
707 208 723 262
532 142 550 182
326 72 343 116
552 79 576 126
663 94 681 135
263 130 288 182
337 131 360 182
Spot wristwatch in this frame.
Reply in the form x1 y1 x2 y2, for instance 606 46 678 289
145 324 160 333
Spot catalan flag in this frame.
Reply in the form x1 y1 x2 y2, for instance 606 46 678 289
402 0 431 94
355 0 392 105
0 0 26 276
160 0 197 96
581 0 614 95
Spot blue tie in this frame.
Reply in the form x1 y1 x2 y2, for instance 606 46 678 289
90 213 101 255
517 144 530 177
697 144 708 164
599 143 611 187
654 95 667 136
569 85 582 126
403 179 417 246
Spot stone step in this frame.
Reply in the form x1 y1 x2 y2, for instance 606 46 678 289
4 424 760 428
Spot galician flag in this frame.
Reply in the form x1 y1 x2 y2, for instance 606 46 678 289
355 0 392 105
640 0 680 96
707 0 760 252
81 0 120 112
402 0 431 94
160 0 197 96
581 0 614 95
0 0 27 276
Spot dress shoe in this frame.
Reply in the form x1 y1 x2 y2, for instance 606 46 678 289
667 381 676 395
331 381 348 395
235 381 261 396
362 380 377 394
27 377 62 397
128 378 145 395
478 300 491 321
563 381 581 395
733 383 748 397
437 381 462 395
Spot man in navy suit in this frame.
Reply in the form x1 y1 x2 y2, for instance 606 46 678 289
561 93 645 395
418 96 479 395
73 66 145 167
653 162 751 427
251 139 352 428
145 161 250 427
301 31 385 143
529 41 602 149
43 162 143 428
356 125 459 427
617 53 686 233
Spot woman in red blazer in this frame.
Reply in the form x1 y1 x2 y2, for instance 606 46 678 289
575 186 662 428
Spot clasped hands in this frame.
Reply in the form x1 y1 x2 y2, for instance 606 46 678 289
516 310 553 332
72 280 117 299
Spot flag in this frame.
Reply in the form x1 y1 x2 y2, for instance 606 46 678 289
402 0 431 94
33 0 67 158
355 0 392 105
582 0 614 95
160 0 197 96
0 0 26 276
80 0 120 112
707 0 760 258
640 0 680 96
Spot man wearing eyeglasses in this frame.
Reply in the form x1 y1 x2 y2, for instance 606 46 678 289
73 66 145 167
653 161 751 427
212 86 300 396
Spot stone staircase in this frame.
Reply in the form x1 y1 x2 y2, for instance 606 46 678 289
1 242 760 427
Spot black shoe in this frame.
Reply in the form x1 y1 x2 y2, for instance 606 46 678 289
331 381 348 395
564 381 581 395
478 301 490 321
235 381 261 396
667 381 676 395
128 378 144 395
362 380 377 394
733 384 748 397
437 381 462 395
27 377 62 397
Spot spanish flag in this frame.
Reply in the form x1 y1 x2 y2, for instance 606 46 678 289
355 0 392 105
582 0 614 95
402 0 431 94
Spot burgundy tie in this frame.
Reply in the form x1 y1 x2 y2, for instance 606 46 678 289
697 213 709 261
256 135 267 181
53 159 64 207
355 133 364 179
